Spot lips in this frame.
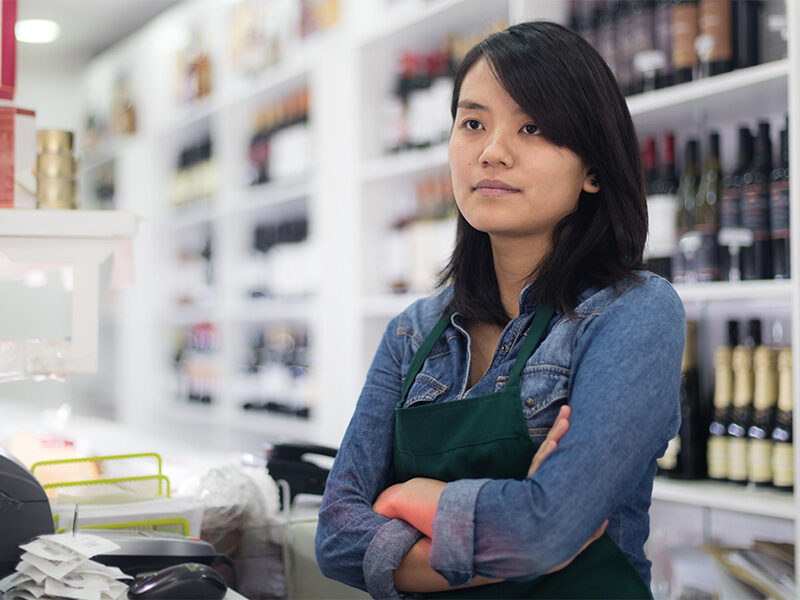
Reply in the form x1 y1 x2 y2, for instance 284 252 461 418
473 179 520 193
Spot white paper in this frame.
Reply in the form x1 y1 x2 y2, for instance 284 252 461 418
15 561 47 584
45 577 102 600
15 582 45 599
62 572 112 594
19 538 78 562
18 551 84 580
0 572 30 593
37 533 120 558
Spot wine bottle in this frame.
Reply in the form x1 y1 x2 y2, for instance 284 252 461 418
733 0 761 70
770 120 790 279
719 127 754 280
741 121 773 280
672 139 701 283
728 323 757 484
672 0 699 84
698 0 734 76
694 131 722 281
654 0 675 88
672 320 706 478
628 0 656 95
708 320 738 480
747 345 778 486
646 134 679 280
771 347 793 491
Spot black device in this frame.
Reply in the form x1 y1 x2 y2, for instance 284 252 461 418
90 530 217 576
128 562 227 600
265 443 337 504
0 448 55 578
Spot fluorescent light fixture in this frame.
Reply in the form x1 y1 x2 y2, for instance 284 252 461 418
15 19 60 44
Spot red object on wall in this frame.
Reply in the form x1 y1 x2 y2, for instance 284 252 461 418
0 106 14 207
0 0 16 101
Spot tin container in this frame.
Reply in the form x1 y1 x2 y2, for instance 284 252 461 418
36 130 74 155
36 154 77 178
36 176 77 209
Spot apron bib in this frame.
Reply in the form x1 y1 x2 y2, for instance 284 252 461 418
393 306 651 599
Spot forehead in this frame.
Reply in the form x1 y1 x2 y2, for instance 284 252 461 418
458 58 524 114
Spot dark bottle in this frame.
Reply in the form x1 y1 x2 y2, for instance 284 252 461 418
760 0 787 63
733 0 761 69
616 1 635 95
673 320 706 479
596 1 619 82
707 320 738 481
672 139 701 283
771 347 793 491
643 137 658 195
770 122 790 279
671 0 699 84
741 121 773 280
694 131 722 281
747 345 778 487
628 0 656 95
719 127 754 280
698 0 734 76
646 133 679 279
727 327 755 485
654 0 675 88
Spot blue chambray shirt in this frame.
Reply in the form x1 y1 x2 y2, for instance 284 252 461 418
315 271 685 599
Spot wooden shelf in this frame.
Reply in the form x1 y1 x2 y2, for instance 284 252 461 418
652 477 796 521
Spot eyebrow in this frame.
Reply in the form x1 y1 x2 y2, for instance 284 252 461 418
457 99 527 115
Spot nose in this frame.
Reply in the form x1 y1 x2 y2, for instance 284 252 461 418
479 132 515 168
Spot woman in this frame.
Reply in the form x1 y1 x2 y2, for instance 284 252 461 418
316 20 684 599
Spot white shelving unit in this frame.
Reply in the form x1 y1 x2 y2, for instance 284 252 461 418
83 0 800 584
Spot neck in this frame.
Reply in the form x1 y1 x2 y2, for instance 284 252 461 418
490 234 550 320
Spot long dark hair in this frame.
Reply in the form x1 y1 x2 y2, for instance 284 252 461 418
439 21 647 324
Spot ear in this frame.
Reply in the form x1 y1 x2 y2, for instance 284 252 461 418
582 169 600 194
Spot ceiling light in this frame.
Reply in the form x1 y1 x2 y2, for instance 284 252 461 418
15 19 60 44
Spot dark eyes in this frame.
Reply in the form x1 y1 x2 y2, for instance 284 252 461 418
461 119 541 136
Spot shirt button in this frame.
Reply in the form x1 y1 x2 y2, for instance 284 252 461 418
500 344 508 353
525 398 535 407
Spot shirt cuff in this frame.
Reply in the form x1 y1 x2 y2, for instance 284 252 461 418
362 518 424 599
429 478 491 587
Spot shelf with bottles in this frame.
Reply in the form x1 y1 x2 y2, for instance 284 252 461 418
164 126 221 217
362 168 455 297
232 178 312 215
167 225 217 311
232 321 314 423
361 142 449 184
651 477 795 521
360 4 509 162
168 320 223 409
657 307 795 509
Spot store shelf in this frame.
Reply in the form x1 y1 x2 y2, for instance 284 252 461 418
652 477 796 521
232 179 312 215
231 297 315 322
361 293 427 318
163 202 222 231
228 52 312 107
362 144 449 184
162 93 225 136
673 279 794 303
629 60 789 136
0 209 138 239
164 305 219 325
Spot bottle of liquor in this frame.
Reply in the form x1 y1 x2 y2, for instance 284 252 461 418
733 0 761 70
741 121 773 280
645 135 678 279
747 345 778 486
673 320 706 478
671 0 699 84
770 120 790 279
728 321 758 484
694 131 722 280
719 127 754 279
672 139 701 282
654 0 675 88
771 347 793 491
708 320 738 480
628 0 656 95
698 0 734 76
616 1 635 95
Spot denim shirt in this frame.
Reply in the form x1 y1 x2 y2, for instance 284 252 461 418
315 271 685 599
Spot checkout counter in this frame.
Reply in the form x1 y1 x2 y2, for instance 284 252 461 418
0 399 368 600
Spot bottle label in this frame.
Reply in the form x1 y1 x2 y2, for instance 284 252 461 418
695 224 720 280
672 3 699 68
658 436 681 471
770 180 790 239
699 0 733 61
707 435 728 479
742 183 771 241
772 443 794 487
727 437 749 481
747 438 773 483
720 186 741 228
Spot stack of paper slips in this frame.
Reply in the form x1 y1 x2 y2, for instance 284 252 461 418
0 533 132 600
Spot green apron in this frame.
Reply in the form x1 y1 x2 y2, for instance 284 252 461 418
393 306 652 599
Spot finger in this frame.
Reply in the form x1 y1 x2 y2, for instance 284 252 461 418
593 520 609 538
540 412 568 451
528 440 557 474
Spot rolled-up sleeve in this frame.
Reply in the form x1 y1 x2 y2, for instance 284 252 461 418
428 278 685 584
316 314 423 598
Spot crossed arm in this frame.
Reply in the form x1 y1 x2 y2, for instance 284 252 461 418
372 406 608 593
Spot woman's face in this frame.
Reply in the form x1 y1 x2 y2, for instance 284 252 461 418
448 58 597 240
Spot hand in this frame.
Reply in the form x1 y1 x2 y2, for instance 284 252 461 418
373 482 404 520
544 519 609 574
528 405 571 476
373 478 446 538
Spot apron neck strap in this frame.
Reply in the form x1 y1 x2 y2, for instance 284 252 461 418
399 313 451 407
398 304 555 408
507 304 554 387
